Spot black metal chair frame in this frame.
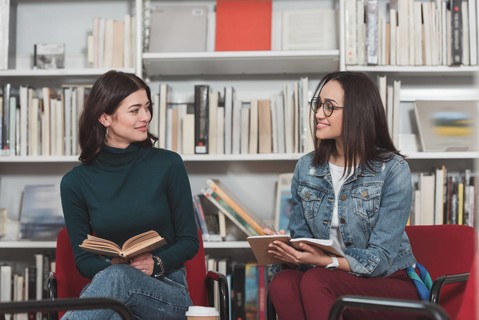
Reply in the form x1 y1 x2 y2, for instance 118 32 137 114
0 297 134 320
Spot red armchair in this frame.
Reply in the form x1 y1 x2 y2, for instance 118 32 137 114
328 224 477 320
48 228 229 319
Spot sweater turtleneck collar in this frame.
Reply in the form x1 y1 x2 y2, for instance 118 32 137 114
95 143 143 169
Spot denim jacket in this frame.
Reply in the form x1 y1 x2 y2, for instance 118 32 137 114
287 151 416 277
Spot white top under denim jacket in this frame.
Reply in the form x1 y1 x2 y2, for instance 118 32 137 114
271 151 416 278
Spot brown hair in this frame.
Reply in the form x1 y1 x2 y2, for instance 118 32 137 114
311 71 402 176
78 70 157 163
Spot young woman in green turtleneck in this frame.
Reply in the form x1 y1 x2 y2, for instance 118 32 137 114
60 70 198 320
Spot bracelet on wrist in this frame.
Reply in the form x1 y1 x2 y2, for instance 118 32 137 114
153 255 165 278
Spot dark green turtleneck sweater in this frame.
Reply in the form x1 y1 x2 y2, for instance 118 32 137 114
60 143 198 279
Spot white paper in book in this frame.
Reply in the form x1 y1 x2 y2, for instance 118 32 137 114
414 100 479 152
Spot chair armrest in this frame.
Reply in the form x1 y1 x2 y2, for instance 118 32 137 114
0 297 134 320
206 270 230 320
328 295 450 320
47 272 58 300
430 272 469 304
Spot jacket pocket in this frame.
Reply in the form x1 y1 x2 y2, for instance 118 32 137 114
351 183 382 221
297 185 326 219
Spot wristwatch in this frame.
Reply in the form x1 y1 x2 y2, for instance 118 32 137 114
325 256 339 269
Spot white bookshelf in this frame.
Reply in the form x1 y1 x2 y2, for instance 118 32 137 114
0 0 477 275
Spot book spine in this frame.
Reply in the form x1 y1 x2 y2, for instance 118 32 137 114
231 263 246 320
206 180 265 235
202 187 257 236
193 194 210 238
450 0 463 65
2 83 11 153
194 85 209 154
366 0 379 65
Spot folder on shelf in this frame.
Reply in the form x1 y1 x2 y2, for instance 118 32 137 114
215 0 272 51
148 5 209 53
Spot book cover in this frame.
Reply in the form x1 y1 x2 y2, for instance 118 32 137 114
274 173 294 231
205 179 267 235
33 43 65 69
414 100 478 152
148 5 208 53
244 263 259 320
194 85 209 154
450 0 463 65
0 0 16 70
366 0 379 65
215 0 272 51
231 262 246 320
202 186 257 237
19 184 65 240
208 90 219 154
247 235 344 266
257 99 272 154
247 234 291 265
419 173 435 225
79 230 166 259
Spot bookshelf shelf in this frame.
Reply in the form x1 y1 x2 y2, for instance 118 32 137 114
0 68 135 77
404 152 479 160
2 151 478 163
0 241 56 249
345 65 479 76
142 50 340 77
203 241 249 249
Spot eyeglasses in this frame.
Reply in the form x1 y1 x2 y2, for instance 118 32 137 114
310 98 344 117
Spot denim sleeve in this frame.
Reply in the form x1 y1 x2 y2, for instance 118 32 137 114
288 157 315 239
344 158 413 277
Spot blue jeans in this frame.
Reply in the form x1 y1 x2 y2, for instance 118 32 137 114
61 264 192 320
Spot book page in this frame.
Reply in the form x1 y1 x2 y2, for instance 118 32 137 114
79 230 166 259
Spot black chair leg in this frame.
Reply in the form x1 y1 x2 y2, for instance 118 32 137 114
267 292 277 320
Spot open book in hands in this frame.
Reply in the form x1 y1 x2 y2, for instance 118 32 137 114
79 230 166 259
247 234 344 266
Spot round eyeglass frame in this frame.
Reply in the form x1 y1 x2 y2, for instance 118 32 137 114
310 98 344 117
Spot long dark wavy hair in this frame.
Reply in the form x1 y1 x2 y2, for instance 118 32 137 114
78 70 157 164
311 71 402 176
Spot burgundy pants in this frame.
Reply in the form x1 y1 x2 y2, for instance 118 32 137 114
268 267 422 320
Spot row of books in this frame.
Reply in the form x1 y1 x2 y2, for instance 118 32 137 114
0 84 90 157
151 79 314 156
88 15 136 69
0 252 54 320
145 1 338 53
345 0 479 66
411 167 476 227
1 77 313 157
206 257 269 320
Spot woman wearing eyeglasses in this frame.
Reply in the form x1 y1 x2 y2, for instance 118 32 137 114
266 72 420 320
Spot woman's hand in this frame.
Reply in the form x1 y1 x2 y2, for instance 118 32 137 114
268 241 332 266
129 252 155 276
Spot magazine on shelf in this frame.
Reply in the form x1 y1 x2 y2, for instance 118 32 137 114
414 100 479 152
